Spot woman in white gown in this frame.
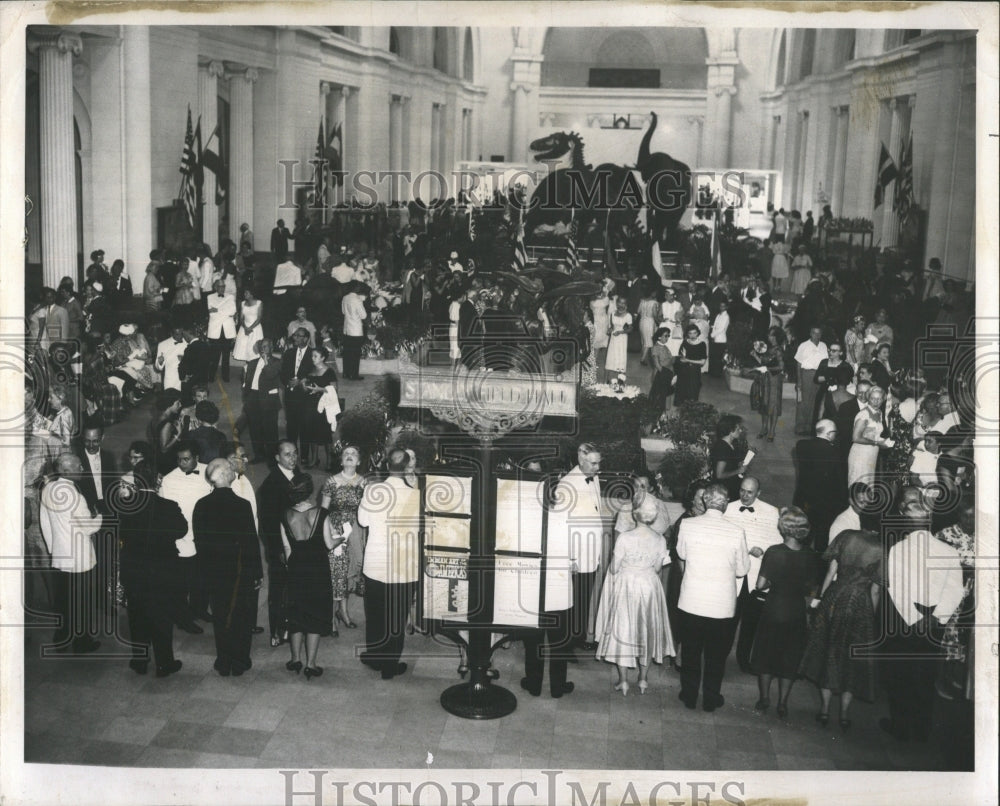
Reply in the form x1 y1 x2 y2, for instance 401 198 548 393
589 282 614 356
604 297 633 381
233 288 264 363
848 385 890 485
687 292 711 374
595 495 675 696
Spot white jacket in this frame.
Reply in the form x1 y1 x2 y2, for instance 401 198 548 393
206 292 237 339
39 478 101 573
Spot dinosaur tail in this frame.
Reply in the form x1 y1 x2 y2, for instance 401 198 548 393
638 111 657 168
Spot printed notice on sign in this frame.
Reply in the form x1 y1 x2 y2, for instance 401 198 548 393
495 478 545 554
423 551 469 622
492 555 542 627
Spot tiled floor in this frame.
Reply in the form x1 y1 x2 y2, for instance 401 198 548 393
21 350 970 770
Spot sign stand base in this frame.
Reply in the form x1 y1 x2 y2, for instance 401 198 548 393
439 631 517 720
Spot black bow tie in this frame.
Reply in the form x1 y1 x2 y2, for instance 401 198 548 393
184 470 199 476
585 476 595 484
174 339 184 344
740 506 755 513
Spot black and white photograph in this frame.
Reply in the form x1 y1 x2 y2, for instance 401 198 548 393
0 2 996 805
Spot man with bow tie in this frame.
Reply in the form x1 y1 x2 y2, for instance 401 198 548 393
156 325 188 392
239 338 282 463
724 476 781 672
159 440 212 633
280 328 315 454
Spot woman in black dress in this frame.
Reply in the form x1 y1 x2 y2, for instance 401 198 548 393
281 475 341 679
750 506 822 718
743 327 786 442
710 414 748 501
300 346 340 469
812 342 855 422
672 325 707 403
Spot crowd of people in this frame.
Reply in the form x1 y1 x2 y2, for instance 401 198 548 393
21 200 976 762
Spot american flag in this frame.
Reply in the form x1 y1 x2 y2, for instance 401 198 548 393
894 133 914 220
874 142 897 209
566 216 580 271
511 190 527 271
179 106 200 228
313 119 326 209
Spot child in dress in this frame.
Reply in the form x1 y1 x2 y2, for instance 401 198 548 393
770 241 791 294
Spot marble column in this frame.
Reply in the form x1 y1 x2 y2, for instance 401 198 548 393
199 60 224 252
795 111 810 209
25 81 42 264
389 95 403 178
688 116 704 167
830 106 850 216
712 85 737 167
229 68 258 244
430 103 442 174
510 82 530 163
34 31 82 288
123 27 152 291
767 114 781 170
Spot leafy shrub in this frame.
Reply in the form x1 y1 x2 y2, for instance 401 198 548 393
655 401 719 447
337 391 391 470
657 446 710 499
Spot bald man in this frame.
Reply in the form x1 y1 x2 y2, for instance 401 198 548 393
39 453 103 654
192 458 263 676
793 419 846 553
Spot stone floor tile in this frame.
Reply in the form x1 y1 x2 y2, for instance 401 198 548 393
169 696 238 725
201 725 273 758
150 720 217 753
607 738 664 770
99 715 169 746
78 739 148 767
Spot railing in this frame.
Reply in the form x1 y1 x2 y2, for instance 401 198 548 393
524 245 683 275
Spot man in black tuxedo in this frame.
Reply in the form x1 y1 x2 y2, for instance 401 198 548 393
117 462 188 677
239 338 282 463
271 219 292 262
193 458 263 676
256 440 303 646
708 274 731 322
178 324 214 399
835 380 870 470
792 419 846 552
74 424 119 616
280 327 315 454
108 261 134 311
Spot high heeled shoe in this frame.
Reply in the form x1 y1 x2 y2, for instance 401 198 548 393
285 660 302 674
335 611 357 629
754 699 770 713
304 666 323 680
457 663 469 679
613 680 630 697
638 681 649 695
839 717 852 731
776 703 788 719
815 711 829 727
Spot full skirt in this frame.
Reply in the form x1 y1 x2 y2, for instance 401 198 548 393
847 443 879 486
233 324 263 362
595 569 674 668
605 332 629 375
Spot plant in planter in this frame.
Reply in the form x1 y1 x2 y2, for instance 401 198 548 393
723 317 754 372
390 427 438 470
657 446 710 500
337 391 392 471
654 400 720 448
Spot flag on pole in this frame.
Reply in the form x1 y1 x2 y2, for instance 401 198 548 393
603 209 619 277
651 239 664 281
179 106 200 228
313 119 327 208
201 124 227 205
893 133 913 219
873 142 898 209
468 206 476 241
325 122 343 186
709 209 722 279
512 209 527 271
566 216 580 272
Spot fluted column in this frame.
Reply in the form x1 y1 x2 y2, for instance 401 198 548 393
688 116 704 167
389 95 403 179
34 31 82 288
199 60 224 251
712 85 737 167
510 82 530 163
229 68 257 243
830 106 850 216
123 27 152 292
430 103 442 174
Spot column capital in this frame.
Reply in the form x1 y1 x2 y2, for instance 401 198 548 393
835 105 849 117
341 86 353 99
510 81 533 94
688 116 704 127
28 31 83 57
320 80 334 97
713 85 737 98
201 60 225 79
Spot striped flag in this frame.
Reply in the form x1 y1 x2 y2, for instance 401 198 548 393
512 215 527 271
201 124 226 205
894 133 913 219
179 106 200 228
566 216 580 271
313 119 327 208
873 142 897 208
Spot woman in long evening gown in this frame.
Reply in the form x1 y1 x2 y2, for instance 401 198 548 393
604 298 633 381
799 528 884 728
320 445 368 625
300 347 339 469
282 474 339 679
637 288 660 364
232 290 263 363
672 325 708 403
848 386 888 485
595 496 675 696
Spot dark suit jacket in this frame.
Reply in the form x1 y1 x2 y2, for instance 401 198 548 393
836 398 861 462
256 468 301 560
189 425 227 464
280 347 316 390
118 492 188 593
192 488 263 589
73 447 119 511
109 275 133 308
178 339 214 385
793 437 845 521
709 286 730 320
242 358 283 410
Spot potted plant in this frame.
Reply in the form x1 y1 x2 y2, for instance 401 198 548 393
337 390 392 471
657 446 710 501
723 317 755 392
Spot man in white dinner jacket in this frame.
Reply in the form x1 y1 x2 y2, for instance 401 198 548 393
724 476 781 672
206 279 237 383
